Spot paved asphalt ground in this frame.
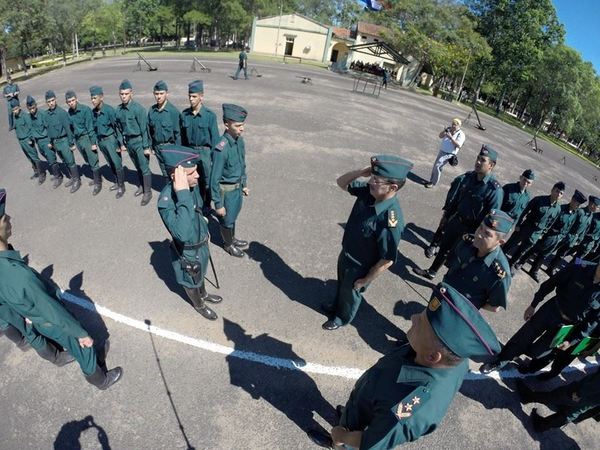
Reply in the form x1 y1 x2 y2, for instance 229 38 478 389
0 56 598 449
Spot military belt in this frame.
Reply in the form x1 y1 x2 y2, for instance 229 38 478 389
125 134 142 140
98 134 115 141
192 145 212 150
182 235 209 250
219 182 240 192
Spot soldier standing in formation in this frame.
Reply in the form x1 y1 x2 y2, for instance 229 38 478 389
321 155 412 331
147 80 180 178
210 103 250 258
27 95 61 187
10 97 46 183
3 76 19 130
115 79 153 206
90 86 126 199
500 169 535 222
157 145 223 321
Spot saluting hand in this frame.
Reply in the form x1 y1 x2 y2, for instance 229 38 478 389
173 166 189 192
78 336 94 348
360 166 371 177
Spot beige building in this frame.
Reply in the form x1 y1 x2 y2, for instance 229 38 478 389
249 14 416 84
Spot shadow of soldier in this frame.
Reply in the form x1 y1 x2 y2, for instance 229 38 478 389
247 241 406 354
147 240 192 304
122 165 166 193
224 318 336 438
53 415 111 450
460 377 582 450
406 171 430 186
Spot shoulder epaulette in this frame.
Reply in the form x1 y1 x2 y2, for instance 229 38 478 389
388 209 399 228
391 386 430 422
462 233 474 243
215 139 227 151
493 259 507 279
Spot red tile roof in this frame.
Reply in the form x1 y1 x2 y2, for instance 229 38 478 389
332 27 351 39
357 21 387 37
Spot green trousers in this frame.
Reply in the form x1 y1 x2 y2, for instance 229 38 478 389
332 251 371 326
76 135 100 170
98 135 123 172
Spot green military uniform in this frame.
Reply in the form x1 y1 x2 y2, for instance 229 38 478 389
90 85 126 198
115 79 152 205
180 80 220 206
575 212 600 259
443 211 512 310
211 103 249 257
234 50 248 80
505 182 564 270
518 190 585 280
10 98 44 182
3 80 19 130
27 96 58 173
310 283 500 450
67 90 102 194
157 145 221 321
323 155 410 329
425 145 503 275
45 90 81 192
481 259 600 374
500 169 534 222
148 80 181 177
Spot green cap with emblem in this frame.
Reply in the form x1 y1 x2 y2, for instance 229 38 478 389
479 144 498 162
483 209 514 233
0 188 5 216
370 155 414 182
161 145 200 169
222 103 247 122
427 282 501 359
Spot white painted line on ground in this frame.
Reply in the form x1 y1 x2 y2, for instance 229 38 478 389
61 292 598 382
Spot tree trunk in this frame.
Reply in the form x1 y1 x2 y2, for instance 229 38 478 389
474 72 485 103
0 45 7 79
160 24 164 49
495 85 507 115
186 22 191 43
175 20 180 49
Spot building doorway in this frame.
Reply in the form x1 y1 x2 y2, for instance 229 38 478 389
285 36 295 56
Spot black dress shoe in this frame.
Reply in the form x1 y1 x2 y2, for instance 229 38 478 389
412 267 436 280
322 320 340 331
225 245 245 258
203 293 223 304
307 429 333 449
321 302 336 314
194 305 218 321
134 186 144 197
479 360 507 374
232 238 249 249
424 245 438 259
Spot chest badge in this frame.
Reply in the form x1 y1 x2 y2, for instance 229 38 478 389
388 210 398 228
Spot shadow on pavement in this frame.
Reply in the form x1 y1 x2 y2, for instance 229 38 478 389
122 165 166 193
247 241 405 354
460 377 581 450
407 171 429 186
53 415 111 450
224 318 336 438
148 240 191 306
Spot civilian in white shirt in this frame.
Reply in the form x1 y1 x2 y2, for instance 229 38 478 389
425 118 466 188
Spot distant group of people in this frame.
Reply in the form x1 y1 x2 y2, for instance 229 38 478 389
349 60 396 79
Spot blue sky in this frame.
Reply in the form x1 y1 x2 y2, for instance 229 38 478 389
553 0 600 73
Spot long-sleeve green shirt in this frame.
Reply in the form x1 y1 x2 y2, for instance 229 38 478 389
68 103 97 143
210 132 247 209
180 105 219 148
92 103 123 146
148 101 181 146
29 109 48 139
115 100 150 148
46 106 74 145
12 110 32 140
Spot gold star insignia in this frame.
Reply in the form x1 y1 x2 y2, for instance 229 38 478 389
412 396 420 405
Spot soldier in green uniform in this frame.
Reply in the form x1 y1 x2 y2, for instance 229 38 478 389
157 145 222 321
181 80 220 211
234 47 249 80
45 90 81 193
480 259 600 374
148 80 180 178
27 95 61 188
505 181 564 274
516 190 585 281
115 79 153 206
90 85 126 199
3 77 19 130
415 210 513 312
500 169 535 221
309 283 501 450
321 155 412 331
547 196 600 274
421 146 503 275
0 189 122 389
10 97 46 183
66 90 102 195
574 210 600 260
211 103 249 258
515 368 600 432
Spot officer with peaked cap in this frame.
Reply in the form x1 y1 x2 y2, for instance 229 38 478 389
321 155 412 330
211 103 250 257
115 79 153 206
501 169 535 222
180 80 219 210
148 80 181 178
421 145 503 276
309 283 501 449
27 95 61 187
0 189 123 389
90 85 126 199
547 195 600 274
157 145 222 321
517 189 586 282
415 209 513 311
66 90 102 195
505 181 564 274
10 97 46 183
45 90 81 193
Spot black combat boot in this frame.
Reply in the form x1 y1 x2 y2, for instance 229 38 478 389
220 226 245 257
1 325 31 351
185 287 218 320
35 161 46 184
35 342 76 367
30 163 40 180
51 164 63 188
199 284 223 304
232 225 248 248
115 169 126 199
92 169 102 196
140 174 152 206
134 170 144 196
85 365 123 390
68 165 81 193
529 256 544 282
